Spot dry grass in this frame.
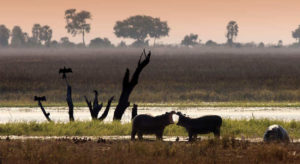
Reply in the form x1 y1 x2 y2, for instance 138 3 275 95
0 138 300 163
1 48 300 105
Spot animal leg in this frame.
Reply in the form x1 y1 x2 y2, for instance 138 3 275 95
138 132 143 140
188 132 194 142
156 131 163 140
214 128 221 138
193 134 197 140
131 129 137 140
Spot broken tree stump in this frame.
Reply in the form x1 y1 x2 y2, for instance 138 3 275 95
34 96 51 122
84 90 103 120
59 66 74 122
67 84 74 121
113 50 151 120
85 90 114 121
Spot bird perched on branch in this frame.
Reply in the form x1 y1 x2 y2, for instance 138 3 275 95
59 66 72 79
34 96 46 101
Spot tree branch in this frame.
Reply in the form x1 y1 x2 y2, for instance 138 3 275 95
37 100 51 122
84 96 95 119
99 96 114 121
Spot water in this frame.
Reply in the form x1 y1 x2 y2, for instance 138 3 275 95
0 107 300 123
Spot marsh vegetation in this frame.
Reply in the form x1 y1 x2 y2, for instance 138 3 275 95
0 119 299 139
1 48 300 106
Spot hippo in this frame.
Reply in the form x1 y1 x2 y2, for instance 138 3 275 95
263 124 290 142
176 112 222 141
131 111 175 140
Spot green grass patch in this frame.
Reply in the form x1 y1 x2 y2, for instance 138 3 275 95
0 119 300 138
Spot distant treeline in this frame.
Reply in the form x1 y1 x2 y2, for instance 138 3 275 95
1 9 300 48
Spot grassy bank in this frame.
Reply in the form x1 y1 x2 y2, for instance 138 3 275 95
0 139 300 163
0 119 300 138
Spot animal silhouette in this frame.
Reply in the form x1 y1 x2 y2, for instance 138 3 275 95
176 112 222 141
131 111 175 140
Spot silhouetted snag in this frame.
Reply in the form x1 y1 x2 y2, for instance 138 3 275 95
85 90 114 121
34 96 51 122
84 90 103 120
59 66 74 122
113 50 151 120
92 90 103 117
131 104 138 120
67 84 74 121
99 96 114 121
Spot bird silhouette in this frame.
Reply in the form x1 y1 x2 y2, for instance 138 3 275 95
34 96 46 101
59 66 72 79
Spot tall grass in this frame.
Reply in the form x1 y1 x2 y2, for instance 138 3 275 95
0 139 299 163
0 119 300 138
1 48 300 105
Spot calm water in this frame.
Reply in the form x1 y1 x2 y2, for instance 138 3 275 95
0 107 300 123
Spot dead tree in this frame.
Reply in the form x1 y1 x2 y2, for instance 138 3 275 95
59 66 74 122
84 90 114 120
113 50 151 120
131 104 138 120
66 84 74 121
84 90 103 120
34 96 51 122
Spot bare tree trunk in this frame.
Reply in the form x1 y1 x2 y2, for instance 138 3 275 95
67 84 74 122
131 104 138 120
99 96 114 121
37 101 51 122
113 50 151 120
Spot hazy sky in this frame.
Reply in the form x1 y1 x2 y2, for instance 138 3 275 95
1 0 300 45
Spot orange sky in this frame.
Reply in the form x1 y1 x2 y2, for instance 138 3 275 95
1 0 300 45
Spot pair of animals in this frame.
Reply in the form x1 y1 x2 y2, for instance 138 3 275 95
131 111 222 141
132 111 291 142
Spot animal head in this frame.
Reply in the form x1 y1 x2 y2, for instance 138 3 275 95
164 111 176 124
264 125 282 141
176 112 187 126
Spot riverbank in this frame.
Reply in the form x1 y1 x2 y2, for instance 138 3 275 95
0 119 299 138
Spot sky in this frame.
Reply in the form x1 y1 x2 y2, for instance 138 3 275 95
1 0 300 45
